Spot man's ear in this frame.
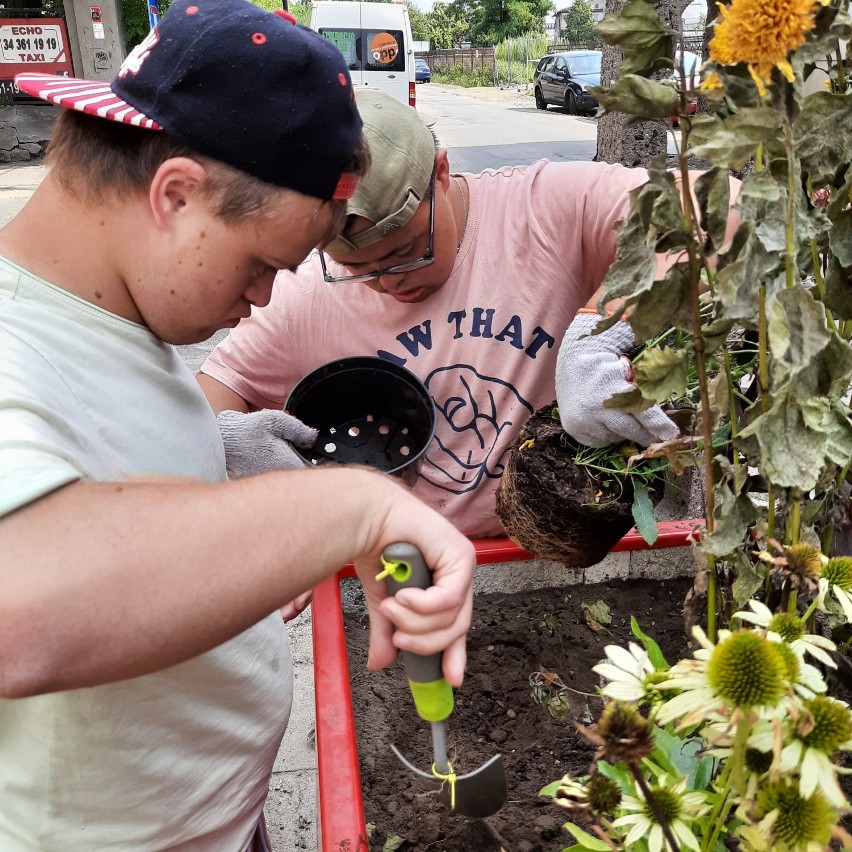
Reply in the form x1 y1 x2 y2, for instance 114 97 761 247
148 157 209 230
434 149 451 190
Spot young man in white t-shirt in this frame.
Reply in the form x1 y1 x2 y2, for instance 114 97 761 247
0 3 476 849
199 89 683 543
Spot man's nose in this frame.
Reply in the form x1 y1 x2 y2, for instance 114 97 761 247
377 271 407 291
246 276 275 308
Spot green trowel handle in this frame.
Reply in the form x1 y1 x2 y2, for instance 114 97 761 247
382 542 454 724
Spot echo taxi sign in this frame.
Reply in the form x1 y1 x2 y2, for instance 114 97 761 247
0 18 73 96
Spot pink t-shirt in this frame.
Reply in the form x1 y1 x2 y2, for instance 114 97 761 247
202 159 649 537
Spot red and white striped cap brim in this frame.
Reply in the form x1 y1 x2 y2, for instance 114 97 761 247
15 73 161 130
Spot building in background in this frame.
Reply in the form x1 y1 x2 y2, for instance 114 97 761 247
553 0 705 42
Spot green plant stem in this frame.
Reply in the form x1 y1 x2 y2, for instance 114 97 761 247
784 118 798 291
702 716 749 852
589 820 619 850
757 283 776 543
721 346 739 439
677 144 717 640
627 762 681 852
801 597 819 624
788 588 799 615
700 748 735 852
789 492 801 546
703 782 737 852
757 289 770 413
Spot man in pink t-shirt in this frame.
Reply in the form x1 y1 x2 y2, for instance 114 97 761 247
199 90 679 545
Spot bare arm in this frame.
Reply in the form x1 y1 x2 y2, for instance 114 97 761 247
0 468 475 697
197 372 253 415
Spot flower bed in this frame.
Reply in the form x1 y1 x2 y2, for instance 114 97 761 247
312 528 696 851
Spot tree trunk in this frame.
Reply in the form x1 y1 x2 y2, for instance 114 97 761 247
595 0 680 167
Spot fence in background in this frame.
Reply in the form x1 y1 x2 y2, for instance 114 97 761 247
417 30 706 89
419 47 498 84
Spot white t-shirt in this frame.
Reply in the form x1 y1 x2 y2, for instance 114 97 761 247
202 160 649 537
0 257 291 851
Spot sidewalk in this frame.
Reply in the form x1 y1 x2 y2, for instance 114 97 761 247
0 162 48 226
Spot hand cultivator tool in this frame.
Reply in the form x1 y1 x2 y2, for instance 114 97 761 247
379 542 508 818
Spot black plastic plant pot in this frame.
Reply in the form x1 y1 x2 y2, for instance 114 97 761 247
285 356 436 482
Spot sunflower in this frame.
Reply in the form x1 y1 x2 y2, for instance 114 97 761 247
707 0 825 96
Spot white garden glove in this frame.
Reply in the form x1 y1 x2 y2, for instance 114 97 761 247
217 409 318 478
555 312 680 448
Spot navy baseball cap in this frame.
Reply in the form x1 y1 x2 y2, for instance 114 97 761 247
15 0 362 201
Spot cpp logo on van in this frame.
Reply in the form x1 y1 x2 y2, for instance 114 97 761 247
370 31 398 64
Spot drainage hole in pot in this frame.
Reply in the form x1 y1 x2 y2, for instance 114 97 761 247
400 446 410 456
348 426 360 437
324 442 337 453
379 424 390 435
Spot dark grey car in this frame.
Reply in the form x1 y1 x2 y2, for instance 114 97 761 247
533 50 601 115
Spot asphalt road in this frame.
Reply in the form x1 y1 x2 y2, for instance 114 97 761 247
415 80 600 170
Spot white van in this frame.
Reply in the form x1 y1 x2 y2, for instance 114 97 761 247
309 1 416 108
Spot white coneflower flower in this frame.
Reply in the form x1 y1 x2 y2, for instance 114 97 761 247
740 778 839 851
818 557 852 622
592 642 656 702
656 627 789 728
733 599 837 669
773 641 829 701
553 773 622 816
750 694 852 808
612 774 707 852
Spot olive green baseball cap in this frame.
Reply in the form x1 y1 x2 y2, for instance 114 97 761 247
326 88 436 253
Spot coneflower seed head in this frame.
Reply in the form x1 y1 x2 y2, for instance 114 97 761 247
587 774 622 814
785 543 824 579
744 747 773 775
643 786 681 824
822 557 852 592
799 696 852 753
767 612 805 643
706 631 786 708
594 701 654 763
757 779 833 847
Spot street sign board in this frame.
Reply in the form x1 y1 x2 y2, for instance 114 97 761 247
0 18 73 98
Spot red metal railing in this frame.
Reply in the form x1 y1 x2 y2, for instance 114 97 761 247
312 523 699 851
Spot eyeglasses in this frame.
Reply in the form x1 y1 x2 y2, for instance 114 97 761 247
319 177 435 285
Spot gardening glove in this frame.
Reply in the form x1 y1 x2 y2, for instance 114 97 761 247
217 409 318 478
555 312 680 448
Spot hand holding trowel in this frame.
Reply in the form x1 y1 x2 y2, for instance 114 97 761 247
378 542 507 819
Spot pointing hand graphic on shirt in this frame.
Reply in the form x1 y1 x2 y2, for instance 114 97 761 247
421 365 533 494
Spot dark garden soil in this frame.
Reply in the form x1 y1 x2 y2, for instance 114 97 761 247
346 575 695 852
496 403 666 569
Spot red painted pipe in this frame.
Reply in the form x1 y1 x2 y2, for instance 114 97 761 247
314 525 698 850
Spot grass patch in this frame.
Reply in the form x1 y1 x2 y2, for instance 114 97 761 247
432 65 495 87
